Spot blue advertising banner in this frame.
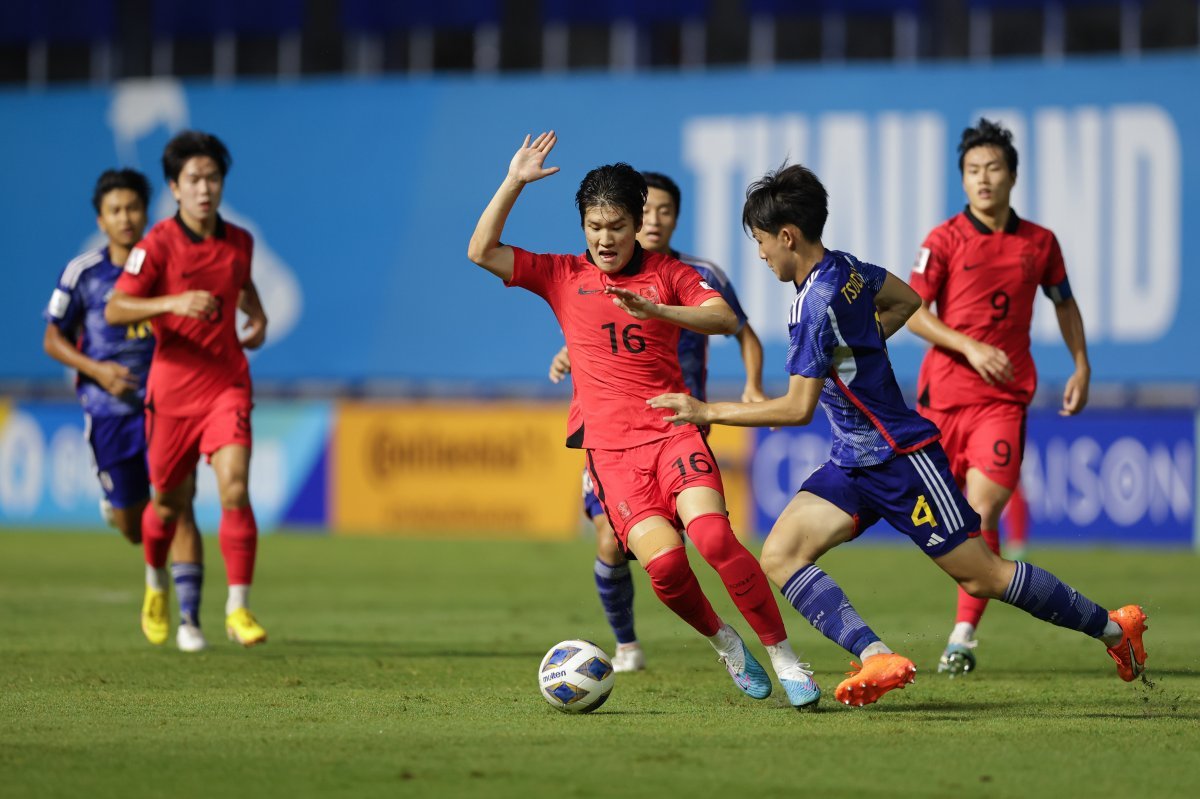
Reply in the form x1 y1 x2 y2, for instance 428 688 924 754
1 56 1197 389
748 409 1195 547
0 400 330 531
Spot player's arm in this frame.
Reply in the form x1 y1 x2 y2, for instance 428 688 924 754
238 279 268 350
548 345 571 383
467 132 560 282
105 289 217 325
905 300 1013 386
42 323 136 396
735 322 766 402
649 373 823 428
873 272 923 339
604 291 737 335
1053 296 1090 416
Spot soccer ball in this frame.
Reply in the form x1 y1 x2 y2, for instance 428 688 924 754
538 639 615 714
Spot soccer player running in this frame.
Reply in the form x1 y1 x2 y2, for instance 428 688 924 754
469 132 819 708
547 171 766 674
43 169 207 652
906 119 1092 676
649 163 1147 707
105 131 270 648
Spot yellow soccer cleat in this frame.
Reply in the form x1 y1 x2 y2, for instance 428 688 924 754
141 587 169 646
225 608 268 647
834 653 916 707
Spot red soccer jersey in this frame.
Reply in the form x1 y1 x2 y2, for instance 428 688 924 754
508 245 721 450
115 214 254 416
909 209 1069 409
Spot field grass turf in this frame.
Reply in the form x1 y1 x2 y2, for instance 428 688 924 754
1 530 1197 798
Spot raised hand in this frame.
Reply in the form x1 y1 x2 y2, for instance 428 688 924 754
605 286 658 320
647 392 709 425
508 131 560 185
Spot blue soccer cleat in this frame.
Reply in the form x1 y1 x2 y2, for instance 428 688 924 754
714 625 772 700
778 662 821 710
937 641 977 677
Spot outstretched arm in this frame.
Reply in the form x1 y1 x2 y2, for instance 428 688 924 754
466 131 560 282
648 374 824 429
605 290 737 335
1054 297 1090 415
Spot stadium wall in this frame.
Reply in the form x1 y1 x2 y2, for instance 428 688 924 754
1 400 1194 547
1 55 1198 391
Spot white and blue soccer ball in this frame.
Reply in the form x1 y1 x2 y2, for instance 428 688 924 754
538 639 615 714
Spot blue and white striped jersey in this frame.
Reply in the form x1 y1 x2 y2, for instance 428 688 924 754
674 251 749 402
786 250 940 467
44 247 154 417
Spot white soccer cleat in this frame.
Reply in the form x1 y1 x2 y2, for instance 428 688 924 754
612 643 646 673
176 623 208 653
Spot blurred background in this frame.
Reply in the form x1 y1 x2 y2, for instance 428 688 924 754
0 0 1195 549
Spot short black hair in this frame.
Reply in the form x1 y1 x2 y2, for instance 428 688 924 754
641 171 681 214
162 130 233 183
575 163 646 228
92 168 151 214
741 163 828 243
958 118 1018 174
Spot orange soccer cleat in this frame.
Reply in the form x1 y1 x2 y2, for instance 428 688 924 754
834 653 916 707
1105 605 1148 682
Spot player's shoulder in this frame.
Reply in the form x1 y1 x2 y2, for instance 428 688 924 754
1012 213 1057 244
58 247 108 288
676 251 731 287
790 258 839 325
927 213 973 249
221 218 254 248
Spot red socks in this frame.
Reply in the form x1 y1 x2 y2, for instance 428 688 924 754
219 506 258 586
142 503 176 569
1005 487 1029 551
643 546 721 637
686 513 787 646
956 528 1002 626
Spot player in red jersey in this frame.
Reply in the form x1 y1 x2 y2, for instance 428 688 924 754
906 118 1091 676
105 131 269 648
468 132 820 708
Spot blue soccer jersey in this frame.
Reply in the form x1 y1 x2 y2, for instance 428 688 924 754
675 252 749 401
787 250 940 467
44 247 154 418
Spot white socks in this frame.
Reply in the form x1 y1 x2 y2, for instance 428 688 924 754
860 641 894 660
765 639 802 674
145 565 168 592
226 584 250 616
707 623 739 656
949 622 977 646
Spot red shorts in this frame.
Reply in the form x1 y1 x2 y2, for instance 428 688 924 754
146 388 253 493
918 402 1026 491
584 430 725 545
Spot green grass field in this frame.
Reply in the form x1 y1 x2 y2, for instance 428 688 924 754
1 531 1197 799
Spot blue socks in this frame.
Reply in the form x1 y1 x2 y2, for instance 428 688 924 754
594 558 637 645
1002 561 1109 637
171 562 204 628
781 564 880 657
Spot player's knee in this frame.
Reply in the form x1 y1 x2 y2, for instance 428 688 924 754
218 477 250 509
759 536 809 588
595 524 624 564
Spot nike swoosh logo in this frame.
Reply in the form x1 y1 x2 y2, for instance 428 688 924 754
577 288 602 295
962 264 984 271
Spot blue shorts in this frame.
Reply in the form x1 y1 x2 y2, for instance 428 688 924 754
800 444 981 558
87 414 150 509
581 468 604 520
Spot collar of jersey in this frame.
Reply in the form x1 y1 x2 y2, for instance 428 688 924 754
963 205 1020 235
584 242 644 277
173 212 228 243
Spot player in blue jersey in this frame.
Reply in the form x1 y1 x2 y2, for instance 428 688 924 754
548 171 766 673
649 164 1148 706
42 168 207 652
